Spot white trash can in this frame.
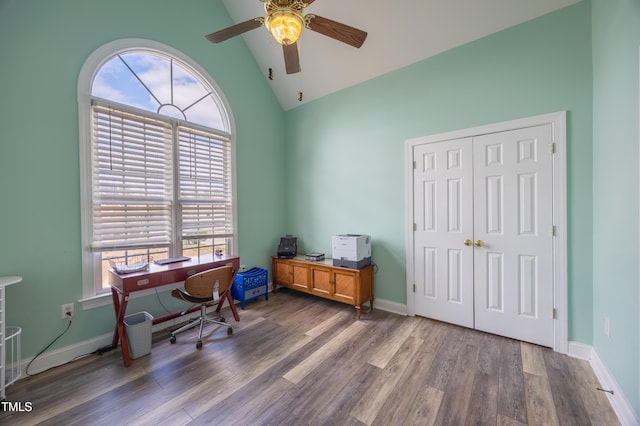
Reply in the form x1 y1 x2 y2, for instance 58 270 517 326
123 311 154 359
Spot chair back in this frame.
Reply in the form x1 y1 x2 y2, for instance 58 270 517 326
184 265 235 299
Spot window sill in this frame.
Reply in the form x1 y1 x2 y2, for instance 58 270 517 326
80 285 176 311
79 292 112 310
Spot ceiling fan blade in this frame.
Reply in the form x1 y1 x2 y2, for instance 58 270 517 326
283 43 301 74
303 0 316 5
205 18 263 44
306 15 367 48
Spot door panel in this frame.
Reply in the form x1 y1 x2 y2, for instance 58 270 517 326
413 138 474 328
473 125 554 347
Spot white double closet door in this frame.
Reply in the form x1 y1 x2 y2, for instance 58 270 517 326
413 124 554 347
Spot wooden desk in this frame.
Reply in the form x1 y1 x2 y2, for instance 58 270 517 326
109 254 240 367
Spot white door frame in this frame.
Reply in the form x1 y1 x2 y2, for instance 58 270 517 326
405 111 568 353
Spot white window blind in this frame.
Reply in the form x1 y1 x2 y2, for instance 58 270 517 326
178 127 233 241
91 105 174 251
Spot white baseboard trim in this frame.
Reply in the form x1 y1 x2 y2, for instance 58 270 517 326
568 341 639 426
15 312 200 378
567 340 594 360
374 298 408 316
20 332 113 376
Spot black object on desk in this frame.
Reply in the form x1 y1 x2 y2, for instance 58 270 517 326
154 256 191 265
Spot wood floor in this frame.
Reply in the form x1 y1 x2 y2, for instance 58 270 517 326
2 289 619 425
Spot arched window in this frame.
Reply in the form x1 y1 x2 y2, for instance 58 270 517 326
78 40 236 301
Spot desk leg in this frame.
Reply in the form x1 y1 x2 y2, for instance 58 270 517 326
216 291 240 322
111 288 132 367
110 288 121 348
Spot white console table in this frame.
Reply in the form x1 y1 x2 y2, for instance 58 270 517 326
0 276 22 400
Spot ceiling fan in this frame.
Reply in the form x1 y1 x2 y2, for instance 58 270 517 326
205 0 368 74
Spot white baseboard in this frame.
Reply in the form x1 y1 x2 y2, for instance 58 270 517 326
15 312 200 377
374 298 408 316
20 332 113 376
568 341 639 426
567 340 593 360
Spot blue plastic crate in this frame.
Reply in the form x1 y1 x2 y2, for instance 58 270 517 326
232 267 268 309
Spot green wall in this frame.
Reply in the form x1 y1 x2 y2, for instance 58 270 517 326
592 0 640 417
0 0 287 358
2 0 638 419
284 2 594 342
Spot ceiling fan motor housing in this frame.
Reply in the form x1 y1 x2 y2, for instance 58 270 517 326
263 0 307 45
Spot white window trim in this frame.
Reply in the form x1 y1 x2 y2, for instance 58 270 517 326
77 39 237 309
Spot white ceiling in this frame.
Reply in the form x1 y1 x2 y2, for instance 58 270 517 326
220 0 580 110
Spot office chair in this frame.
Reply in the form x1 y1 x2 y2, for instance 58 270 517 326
169 265 237 349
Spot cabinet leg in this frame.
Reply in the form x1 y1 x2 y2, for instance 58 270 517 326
356 306 361 319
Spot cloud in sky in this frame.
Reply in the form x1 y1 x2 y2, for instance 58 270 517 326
92 52 225 130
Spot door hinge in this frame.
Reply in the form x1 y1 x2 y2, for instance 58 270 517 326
413 223 417 231
550 143 556 154
552 225 556 237
413 283 416 293
413 160 417 169
553 308 557 319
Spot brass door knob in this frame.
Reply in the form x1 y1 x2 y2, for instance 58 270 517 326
475 240 484 247
464 239 472 246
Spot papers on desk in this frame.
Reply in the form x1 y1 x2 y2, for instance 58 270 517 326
109 260 149 275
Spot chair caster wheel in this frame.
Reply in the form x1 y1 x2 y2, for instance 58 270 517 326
227 327 233 336
170 336 176 344
196 340 203 349
219 316 225 322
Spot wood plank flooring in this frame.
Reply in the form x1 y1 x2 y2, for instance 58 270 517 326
1 289 619 425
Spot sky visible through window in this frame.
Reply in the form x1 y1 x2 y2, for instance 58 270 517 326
92 51 225 130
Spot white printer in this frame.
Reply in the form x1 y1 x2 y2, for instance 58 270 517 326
332 234 371 269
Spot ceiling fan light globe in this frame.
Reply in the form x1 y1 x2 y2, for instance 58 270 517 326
266 11 303 45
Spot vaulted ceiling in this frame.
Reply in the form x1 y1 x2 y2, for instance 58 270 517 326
219 0 580 110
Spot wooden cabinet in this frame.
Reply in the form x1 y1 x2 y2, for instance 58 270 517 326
272 256 374 318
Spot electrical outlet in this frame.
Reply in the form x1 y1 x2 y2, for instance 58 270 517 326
62 303 74 319
604 316 610 337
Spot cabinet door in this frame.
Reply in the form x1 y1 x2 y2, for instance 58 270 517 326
273 259 292 286
291 262 310 292
310 265 332 297
332 269 357 305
